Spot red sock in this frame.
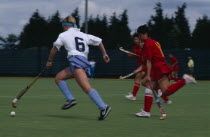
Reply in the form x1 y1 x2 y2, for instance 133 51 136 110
162 79 186 96
144 95 153 112
161 95 170 101
132 83 140 97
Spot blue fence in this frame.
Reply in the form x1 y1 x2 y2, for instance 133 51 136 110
0 49 209 79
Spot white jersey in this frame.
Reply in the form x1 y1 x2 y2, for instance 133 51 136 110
53 28 102 58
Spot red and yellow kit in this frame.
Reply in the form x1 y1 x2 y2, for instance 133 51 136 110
143 38 172 81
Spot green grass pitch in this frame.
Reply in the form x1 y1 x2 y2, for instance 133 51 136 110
0 77 209 137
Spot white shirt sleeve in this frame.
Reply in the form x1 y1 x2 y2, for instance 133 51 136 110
53 34 63 50
86 34 102 46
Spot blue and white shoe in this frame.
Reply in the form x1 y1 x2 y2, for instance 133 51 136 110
98 105 112 120
61 99 77 110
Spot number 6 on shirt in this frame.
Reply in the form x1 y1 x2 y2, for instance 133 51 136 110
75 37 85 52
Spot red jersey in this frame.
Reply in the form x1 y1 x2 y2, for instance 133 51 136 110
132 44 143 65
143 38 166 64
142 38 172 80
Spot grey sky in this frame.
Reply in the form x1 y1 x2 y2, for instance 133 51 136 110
0 0 210 37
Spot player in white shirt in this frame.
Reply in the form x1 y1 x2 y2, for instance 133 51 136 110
46 16 111 120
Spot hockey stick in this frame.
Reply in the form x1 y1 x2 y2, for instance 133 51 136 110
119 47 140 57
119 73 134 79
148 83 167 120
12 67 46 108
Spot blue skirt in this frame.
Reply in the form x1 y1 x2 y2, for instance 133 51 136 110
68 55 91 76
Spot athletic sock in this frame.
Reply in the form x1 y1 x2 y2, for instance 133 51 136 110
144 88 153 112
58 80 74 100
132 83 140 97
88 89 106 110
162 79 186 96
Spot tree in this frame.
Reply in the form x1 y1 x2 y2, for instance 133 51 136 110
148 2 191 49
47 11 62 48
0 36 6 48
100 15 108 44
0 34 19 49
106 10 131 49
19 10 48 49
4 34 19 49
174 3 191 48
80 14 109 48
148 2 164 46
118 10 131 48
107 12 120 49
192 15 210 49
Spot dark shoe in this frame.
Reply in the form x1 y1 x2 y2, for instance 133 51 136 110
61 99 77 110
98 105 111 120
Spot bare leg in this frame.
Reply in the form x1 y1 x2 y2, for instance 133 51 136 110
55 67 76 110
74 68 107 110
55 67 74 84
158 75 170 92
73 68 92 94
134 71 145 83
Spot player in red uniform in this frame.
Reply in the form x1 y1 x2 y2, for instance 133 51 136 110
135 25 196 117
126 34 172 103
125 34 146 100
169 53 179 81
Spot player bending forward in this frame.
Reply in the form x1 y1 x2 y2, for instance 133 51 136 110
46 16 111 120
125 34 171 104
135 25 196 117
125 34 146 100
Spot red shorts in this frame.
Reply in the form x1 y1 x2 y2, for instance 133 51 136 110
173 65 179 72
151 62 172 81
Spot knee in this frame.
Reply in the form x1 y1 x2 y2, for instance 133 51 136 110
134 78 140 83
80 85 92 94
141 81 146 87
55 74 62 84
144 88 153 97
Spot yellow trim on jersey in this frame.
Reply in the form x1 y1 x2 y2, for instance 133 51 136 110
155 42 164 57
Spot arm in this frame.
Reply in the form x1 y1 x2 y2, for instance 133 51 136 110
99 42 110 63
145 59 152 82
46 46 58 69
128 53 136 58
171 60 178 67
133 65 143 74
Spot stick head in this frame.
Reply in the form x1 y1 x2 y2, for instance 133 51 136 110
12 98 18 108
160 116 166 120
119 47 123 50
12 103 17 108
160 113 166 120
